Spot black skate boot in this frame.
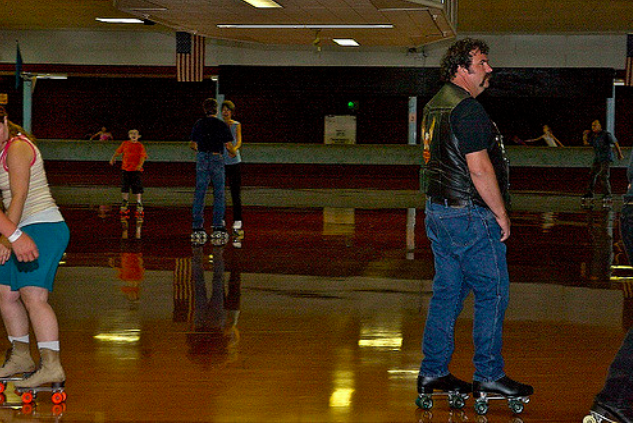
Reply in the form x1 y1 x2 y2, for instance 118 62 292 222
473 376 533 415
415 373 471 410
584 400 633 423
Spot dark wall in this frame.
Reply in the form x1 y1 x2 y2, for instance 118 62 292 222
0 66 629 145
0 76 216 141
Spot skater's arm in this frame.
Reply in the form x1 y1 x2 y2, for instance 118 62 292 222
554 135 564 147
466 150 510 242
5 140 33 226
614 141 625 160
137 157 146 171
109 151 121 165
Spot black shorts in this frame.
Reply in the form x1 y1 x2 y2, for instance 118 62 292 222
121 170 144 194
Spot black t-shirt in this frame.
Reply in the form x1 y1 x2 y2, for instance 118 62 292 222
190 116 234 153
451 98 494 156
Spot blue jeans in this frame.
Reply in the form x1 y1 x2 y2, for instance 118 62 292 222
594 204 633 407
192 152 225 230
420 199 509 382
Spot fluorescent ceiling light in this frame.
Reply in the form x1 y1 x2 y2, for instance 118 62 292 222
217 24 393 29
241 0 283 8
333 38 360 47
96 17 145 24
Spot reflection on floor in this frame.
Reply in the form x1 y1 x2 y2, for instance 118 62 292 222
3 192 630 422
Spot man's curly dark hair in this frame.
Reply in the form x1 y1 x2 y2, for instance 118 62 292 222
440 38 490 82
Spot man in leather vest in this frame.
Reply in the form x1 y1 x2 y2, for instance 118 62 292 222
416 38 534 410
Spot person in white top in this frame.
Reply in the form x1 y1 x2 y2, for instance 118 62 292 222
525 125 564 147
0 107 69 395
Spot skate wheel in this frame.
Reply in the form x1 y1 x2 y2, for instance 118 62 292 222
448 394 465 409
52 391 65 404
582 415 597 423
415 395 433 410
474 400 488 415
0 381 6 394
509 399 524 414
20 391 34 404
21 403 34 414
52 403 66 415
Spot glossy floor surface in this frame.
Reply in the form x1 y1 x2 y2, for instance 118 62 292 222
0 187 630 422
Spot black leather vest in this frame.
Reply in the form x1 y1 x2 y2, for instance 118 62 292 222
421 83 509 207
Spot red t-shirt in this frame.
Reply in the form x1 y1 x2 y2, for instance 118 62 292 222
116 141 148 171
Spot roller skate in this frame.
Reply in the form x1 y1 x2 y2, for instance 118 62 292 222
14 349 67 406
191 229 208 246
415 374 471 411
210 227 229 246
582 194 595 209
583 401 633 423
0 342 35 394
119 200 129 216
135 203 144 240
232 221 244 248
472 376 533 415
602 195 613 209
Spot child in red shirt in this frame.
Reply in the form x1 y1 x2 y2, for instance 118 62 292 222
109 129 148 213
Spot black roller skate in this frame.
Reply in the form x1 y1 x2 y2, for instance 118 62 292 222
584 401 633 423
191 229 208 245
472 376 533 415
415 374 471 411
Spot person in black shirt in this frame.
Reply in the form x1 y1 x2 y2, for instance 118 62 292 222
190 98 235 245
416 38 533 415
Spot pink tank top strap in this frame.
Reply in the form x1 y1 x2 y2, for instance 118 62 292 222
1 134 37 172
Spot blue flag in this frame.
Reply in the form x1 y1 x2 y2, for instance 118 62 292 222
15 43 23 90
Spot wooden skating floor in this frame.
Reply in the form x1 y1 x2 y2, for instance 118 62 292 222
2 188 629 422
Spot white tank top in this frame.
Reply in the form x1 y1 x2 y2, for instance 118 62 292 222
0 135 63 227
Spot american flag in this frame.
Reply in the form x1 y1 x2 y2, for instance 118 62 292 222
626 34 633 86
176 32 205 82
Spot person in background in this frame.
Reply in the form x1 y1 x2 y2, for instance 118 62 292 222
221 100 244 240
586 150 633 423
524 124 564 147
190 98 234 245
90 126 113 141
417 37 533 406
109 129 147 215
0 106 68 393
582 119 624 204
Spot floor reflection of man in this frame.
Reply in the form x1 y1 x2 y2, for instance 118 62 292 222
186 245 241 365
584 209 614 287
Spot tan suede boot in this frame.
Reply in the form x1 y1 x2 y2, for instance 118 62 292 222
13 349 65 388
0 341 35 378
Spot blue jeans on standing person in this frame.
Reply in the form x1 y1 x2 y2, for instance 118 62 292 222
192 152 225 230
593 204 633 408
420 199 510 383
